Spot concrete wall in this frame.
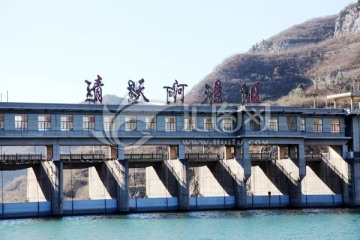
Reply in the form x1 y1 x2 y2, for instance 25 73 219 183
27 166 47 202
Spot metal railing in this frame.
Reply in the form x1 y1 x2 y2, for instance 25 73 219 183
60 153 108 162
125 152 168 161
250 152 277 161
320 153 350 184
219 160 244 186
0 153 44 163
271 160 299 185
185 152 223 161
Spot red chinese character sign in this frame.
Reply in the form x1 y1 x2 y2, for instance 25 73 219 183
85 75 104 104
240 82 249 105
201 80 222 104
163 80 188 104
240 82 261 105
250 82 261 104
127 78 150 104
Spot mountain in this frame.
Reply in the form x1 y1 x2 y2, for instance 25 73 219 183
186 3 360 106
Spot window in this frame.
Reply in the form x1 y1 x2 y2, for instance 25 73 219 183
38 114 51 131
268 116 278 131
184 117 195 131
287 116 297 131
330 118 340 132
250 116 261 131
146 116 156 131
104 116 116 131
165 117 176 131
222 117 233 132
61 115 73 131
204 117 214 131
313 118 323 132
0 114 3 130
15 114 28 130
125 116 137 131
300 118 305 131
83 115 95 130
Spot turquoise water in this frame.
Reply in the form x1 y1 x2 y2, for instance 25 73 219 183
0 209 360 240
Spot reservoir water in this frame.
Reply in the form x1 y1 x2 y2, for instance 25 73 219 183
0 208 359 240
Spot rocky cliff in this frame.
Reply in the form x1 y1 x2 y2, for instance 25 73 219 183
335 3 360 36
187 3 360 106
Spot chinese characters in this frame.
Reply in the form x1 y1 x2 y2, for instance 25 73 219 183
201 80 222 104
163 80 188 104
127 78 150 104
85 75 104 104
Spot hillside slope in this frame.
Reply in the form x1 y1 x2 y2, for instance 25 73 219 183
186 3 360 106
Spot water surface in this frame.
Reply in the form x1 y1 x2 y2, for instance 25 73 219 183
0 209 359 240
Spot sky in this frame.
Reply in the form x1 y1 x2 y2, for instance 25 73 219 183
0 0 355 104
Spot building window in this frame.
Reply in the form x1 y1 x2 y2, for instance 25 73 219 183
222 117 233 132
83 115 95 130
146 116 156 131
268 116 278 131
184 117 195 131
287 116 297 131
104 116 115 131
0 114 4 130
330 118 340 132
204 117 214 131
300 118 305 131
15 114 28 130
165 117 176 131
250 116 261 131
313 118 323 132
125 116 137 131
38 115 51 131
61 115 73 131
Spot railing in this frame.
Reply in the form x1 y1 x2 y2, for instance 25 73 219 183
305 153 322 161
219 160 244 186
163 161 186 187
60 153 107 162
271 160 299 185
125 152 168 161
320 153 350 184
250 152 277 161
185 152 223 161
0 153 44 162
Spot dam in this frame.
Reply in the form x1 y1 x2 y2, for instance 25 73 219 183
0 98 359 218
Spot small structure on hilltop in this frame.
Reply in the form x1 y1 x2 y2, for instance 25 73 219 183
85 75 104 104
127 78 150 104
163 80 188 104
327 92 360 110
201 80 222 104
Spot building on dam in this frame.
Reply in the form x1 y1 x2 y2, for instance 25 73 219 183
0 92 360 217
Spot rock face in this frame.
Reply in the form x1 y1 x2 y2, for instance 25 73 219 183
186 4 360 105
335 4 360 37
250 16 336 53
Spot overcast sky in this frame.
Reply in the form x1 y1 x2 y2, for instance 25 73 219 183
0 0 354 104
